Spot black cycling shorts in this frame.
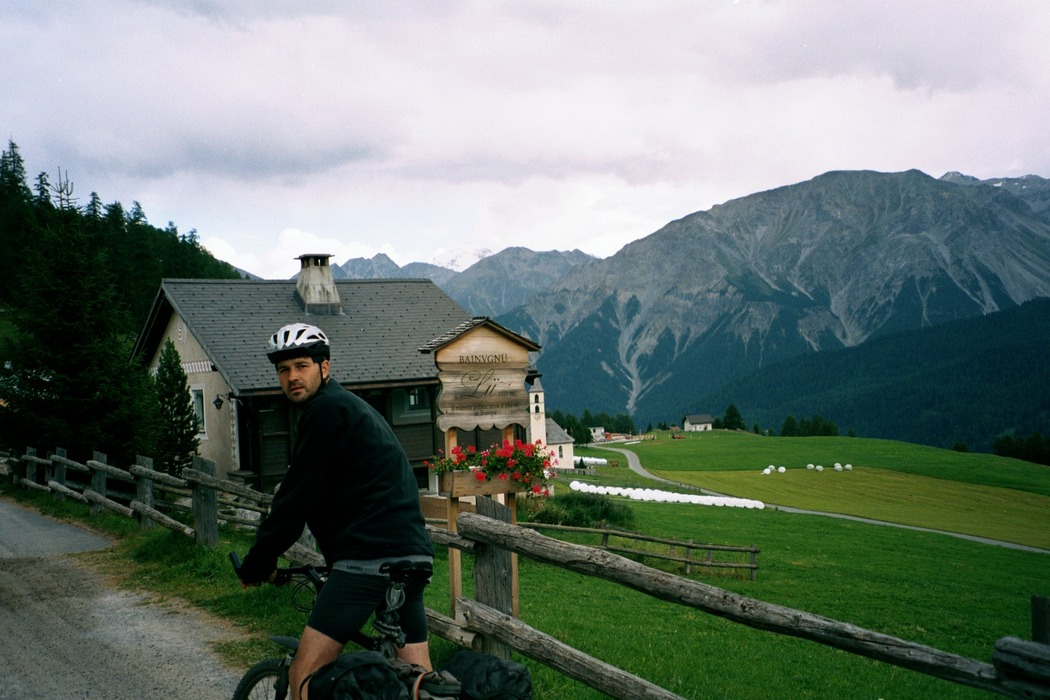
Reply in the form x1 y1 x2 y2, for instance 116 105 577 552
307 568 430 645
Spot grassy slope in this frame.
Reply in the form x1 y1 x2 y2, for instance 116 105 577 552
591 431 1050 549
621 431 1050 495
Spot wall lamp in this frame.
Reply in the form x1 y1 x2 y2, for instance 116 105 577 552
213 393 235 410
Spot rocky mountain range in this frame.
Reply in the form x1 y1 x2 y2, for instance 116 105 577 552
334 169 1050 436
334 248 594 318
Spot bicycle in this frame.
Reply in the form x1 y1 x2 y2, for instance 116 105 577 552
229 552 436 700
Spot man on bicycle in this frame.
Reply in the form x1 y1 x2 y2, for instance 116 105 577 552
237 322 435 699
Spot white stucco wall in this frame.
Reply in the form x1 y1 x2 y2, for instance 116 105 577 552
149 315 239 477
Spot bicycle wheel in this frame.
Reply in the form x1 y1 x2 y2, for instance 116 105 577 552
232 657 288 700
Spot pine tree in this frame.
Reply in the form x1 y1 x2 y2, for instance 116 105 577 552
33 172 52 207
153 339 200 477
0 140 31 201
722 404 746 431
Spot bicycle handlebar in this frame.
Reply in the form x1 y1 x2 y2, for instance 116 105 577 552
229 551 328 587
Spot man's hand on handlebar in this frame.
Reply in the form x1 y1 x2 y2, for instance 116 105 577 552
239 569 277 590
230 551 277 589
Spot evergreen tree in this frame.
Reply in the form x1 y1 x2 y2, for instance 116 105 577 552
33 172 52 207
153 339 200 477
722 404 746 431
86 192 103 220
0 140 31 201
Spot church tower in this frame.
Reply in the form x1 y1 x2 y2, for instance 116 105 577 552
527 378 547 446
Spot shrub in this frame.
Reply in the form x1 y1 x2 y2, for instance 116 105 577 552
522 492 634 529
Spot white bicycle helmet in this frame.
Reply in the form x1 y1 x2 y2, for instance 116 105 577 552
266 323 331 364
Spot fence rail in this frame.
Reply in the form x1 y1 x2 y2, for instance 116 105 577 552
2 445 1048 699
521 521 759 579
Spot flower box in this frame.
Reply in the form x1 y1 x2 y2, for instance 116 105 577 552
439 470 529 497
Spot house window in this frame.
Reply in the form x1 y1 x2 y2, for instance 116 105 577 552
191 388 206 435
407 387 430 412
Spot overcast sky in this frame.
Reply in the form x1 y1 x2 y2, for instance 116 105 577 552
4 1 1049 279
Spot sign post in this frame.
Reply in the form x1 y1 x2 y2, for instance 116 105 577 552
421 319 541 619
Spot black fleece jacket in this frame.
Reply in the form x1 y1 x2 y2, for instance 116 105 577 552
239 378 433 583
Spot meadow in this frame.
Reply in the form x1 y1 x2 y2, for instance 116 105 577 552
588 431 1050 549
5 432 1048 699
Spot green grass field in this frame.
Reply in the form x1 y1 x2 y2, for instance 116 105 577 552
584 431 1050 550
619 431 1050 496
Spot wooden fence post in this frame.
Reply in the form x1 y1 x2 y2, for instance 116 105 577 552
90 451 108 515
51 447 67 501
1034 595 1049 645
192 455 219 546
24 447 38 485
474 497 514 660
136 455 156 531
7 448 18 484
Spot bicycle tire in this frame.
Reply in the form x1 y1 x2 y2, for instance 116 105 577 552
232 657 288 700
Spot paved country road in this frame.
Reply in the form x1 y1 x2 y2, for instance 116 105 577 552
0 496 244 699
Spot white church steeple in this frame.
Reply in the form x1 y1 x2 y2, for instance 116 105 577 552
527 377 547 446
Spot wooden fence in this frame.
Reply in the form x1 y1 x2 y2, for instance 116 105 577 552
523 522 759 580
428 517 760 580
2 446 1049 699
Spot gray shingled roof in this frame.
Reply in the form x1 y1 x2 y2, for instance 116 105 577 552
545 418 574 445
418 316 541 354
136 278 472 396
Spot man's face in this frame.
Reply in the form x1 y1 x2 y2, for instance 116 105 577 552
275 356 329 404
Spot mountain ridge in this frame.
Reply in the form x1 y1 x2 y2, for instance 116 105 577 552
496 169 1050 428
318 168 1050 448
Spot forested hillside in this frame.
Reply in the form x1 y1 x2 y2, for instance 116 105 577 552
0 140 241 464
0 141 241 331
698 298 1050 452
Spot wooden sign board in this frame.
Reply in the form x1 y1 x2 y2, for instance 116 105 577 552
434 325 531 432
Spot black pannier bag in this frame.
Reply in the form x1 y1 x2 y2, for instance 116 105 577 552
441 650 532 700
307 650 409 700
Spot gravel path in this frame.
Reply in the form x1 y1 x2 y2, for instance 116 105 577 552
0 497 244 699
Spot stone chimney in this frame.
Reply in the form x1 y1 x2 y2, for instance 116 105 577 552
294 254 343 315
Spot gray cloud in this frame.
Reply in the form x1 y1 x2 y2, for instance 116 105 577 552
3 1 1048 279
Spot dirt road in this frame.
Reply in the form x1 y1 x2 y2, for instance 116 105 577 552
0 497 243 699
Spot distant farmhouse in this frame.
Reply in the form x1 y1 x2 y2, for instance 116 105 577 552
683 414 713 432
132 254 555 491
